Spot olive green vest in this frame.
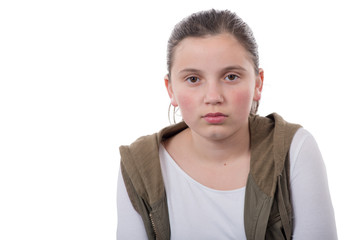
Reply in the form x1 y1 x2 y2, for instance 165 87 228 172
120 113 301 240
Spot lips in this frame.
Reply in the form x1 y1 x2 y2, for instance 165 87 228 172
202 112 228 124
204 112 227 117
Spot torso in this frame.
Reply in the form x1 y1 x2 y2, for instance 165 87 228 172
159 144 247 240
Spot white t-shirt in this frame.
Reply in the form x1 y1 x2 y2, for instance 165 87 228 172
117 128 337 239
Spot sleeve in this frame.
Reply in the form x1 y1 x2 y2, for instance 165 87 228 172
117 160 148 240
289 128 338 240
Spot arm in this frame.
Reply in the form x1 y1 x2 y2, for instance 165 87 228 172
290 128 337 239
116 161 147 240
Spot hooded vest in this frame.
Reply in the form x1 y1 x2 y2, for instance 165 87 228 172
120 113 301 240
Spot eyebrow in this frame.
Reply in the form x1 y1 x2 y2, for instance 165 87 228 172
178 68 204 75
178 65 247 75
222 65 247 72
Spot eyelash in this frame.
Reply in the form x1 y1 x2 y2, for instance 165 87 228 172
186 76 200 84
225 74 239 81
185 74 240 84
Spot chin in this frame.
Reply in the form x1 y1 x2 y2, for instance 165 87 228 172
207 134 228 141
202 128 231 141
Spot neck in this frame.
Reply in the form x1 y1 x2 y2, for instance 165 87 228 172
186 124 250 165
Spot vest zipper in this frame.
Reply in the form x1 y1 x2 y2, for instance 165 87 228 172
149 213 157 239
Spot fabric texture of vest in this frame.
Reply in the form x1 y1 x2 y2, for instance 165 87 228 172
120 113 301 240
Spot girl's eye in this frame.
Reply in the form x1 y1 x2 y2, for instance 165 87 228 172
186 76 200 84
225 74 239 81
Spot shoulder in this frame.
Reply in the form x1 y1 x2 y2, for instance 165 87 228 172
290 128 321 162
250 113 302 141
290 128 315 156
119 132 159 160
250 113 302 167
289 128 325 175
120 121 189 164
120 121 189 155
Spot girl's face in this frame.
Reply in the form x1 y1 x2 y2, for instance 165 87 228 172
165 33 264 141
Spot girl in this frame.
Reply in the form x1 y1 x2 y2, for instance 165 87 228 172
117 9 337 240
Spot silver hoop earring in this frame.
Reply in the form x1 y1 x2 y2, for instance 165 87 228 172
168 104 180 124
251 101 260 115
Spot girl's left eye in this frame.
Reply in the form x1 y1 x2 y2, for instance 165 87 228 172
225 74 239 81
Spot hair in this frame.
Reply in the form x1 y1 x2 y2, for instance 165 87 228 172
166 9 260 115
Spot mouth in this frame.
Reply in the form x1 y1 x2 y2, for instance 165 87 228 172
204 112 228 117
202 112 228 124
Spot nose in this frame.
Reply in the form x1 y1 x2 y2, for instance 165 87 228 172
204 81 224 105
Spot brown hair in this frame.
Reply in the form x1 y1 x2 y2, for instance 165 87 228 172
166 9 261 115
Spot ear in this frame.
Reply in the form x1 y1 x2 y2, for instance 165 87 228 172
253 68 264 101
164 74 178 107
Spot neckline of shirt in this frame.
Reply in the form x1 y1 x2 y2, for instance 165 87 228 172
159 144 246 194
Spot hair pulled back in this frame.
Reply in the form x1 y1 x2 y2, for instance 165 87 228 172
166 9 261 115
167 9 259 76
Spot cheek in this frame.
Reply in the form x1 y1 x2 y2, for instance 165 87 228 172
232 88 253 106
175 93 195 114
230 88 254 116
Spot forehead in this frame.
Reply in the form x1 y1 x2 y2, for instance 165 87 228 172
172 33 254 74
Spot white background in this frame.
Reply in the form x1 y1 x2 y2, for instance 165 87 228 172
1 0 359 239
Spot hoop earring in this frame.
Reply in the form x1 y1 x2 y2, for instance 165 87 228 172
168 103 180 124
250 100 259 116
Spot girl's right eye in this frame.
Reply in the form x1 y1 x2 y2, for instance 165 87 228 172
186 76 200 84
